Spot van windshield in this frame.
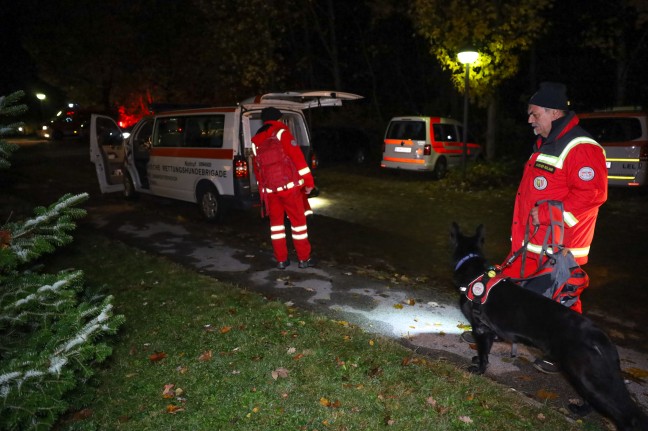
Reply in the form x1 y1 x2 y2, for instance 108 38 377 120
386 121 426 141
579 117 642 143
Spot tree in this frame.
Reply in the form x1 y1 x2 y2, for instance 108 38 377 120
0 91 124 430
410 0 553 160
579 0 648 107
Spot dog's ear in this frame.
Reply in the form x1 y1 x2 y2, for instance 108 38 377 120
475 224 485 250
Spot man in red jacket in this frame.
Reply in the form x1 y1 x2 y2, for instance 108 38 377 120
507 82 607 373
252 107 315 270
461 83 608 374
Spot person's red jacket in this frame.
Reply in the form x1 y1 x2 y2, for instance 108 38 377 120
251 120 314 191
506 112 607 269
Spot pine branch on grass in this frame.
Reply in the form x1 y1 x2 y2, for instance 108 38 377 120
0 91 124 430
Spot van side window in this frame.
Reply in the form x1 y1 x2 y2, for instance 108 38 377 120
435 124 458 142
156 118 184 148
181 115 226 148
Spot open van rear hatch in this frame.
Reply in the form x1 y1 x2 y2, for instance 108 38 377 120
240 91 363 110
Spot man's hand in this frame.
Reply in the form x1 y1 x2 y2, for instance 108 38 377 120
304 186 314 195
530 206 540 225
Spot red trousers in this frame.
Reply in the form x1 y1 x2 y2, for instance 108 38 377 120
267 188 311 262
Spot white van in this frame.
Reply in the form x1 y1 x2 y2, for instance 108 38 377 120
90 91 362 221
380 116 482 179
578 110 648 187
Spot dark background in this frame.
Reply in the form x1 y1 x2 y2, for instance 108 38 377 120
2 0 647 159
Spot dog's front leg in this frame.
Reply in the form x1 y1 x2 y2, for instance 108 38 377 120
469 326 494 374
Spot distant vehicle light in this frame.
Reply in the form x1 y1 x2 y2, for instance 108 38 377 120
122 132 131 139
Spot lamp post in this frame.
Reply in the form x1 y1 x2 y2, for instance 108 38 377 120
36 93 47 123
457 49 478 175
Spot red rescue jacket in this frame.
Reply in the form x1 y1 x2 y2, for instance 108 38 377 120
251 120 315 193
505 112 607 270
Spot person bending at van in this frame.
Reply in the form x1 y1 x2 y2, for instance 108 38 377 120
461 82 608 374
252 107 315 270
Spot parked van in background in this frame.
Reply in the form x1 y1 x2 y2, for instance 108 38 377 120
578 109 648 187
380 116 482 179
90 91 362 221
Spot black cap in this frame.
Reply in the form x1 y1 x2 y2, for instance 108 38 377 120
261 107 282 122
529 82 569 110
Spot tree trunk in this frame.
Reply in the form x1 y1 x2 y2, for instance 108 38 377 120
486 95 497 161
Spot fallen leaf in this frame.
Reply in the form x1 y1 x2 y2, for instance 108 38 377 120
220 326 232 334
71 408 93 421
458 415 473 424
426 397 437 407
369 339 375 346
537 413 546 421
536 389 559 400
272 367 289 380
287 347 297 354
292 353 304 361
162 384 175 398
320 397 331 407
393 304 403 309
198 350 213 362
406 298 416 306
457 323 472 331
166 404 185 414
624 367 648 382
149 352 167 362
176 366 188 374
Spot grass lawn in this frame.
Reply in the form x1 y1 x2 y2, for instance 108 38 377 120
44 229 593 431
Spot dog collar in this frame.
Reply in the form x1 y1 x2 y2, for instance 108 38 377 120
454 253 481 272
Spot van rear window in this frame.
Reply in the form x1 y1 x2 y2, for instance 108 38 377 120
579 117 642 143
386 121 426 141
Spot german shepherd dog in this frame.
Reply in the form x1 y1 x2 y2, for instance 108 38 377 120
451 223 648 431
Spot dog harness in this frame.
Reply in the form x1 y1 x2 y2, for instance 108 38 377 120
461 266 507 305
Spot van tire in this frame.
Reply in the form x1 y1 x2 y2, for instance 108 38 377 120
123 171 139 199
198 185 223 222
354 148 367 164
432 157 448 180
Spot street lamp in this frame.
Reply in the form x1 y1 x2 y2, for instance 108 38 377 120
36 92 47 123
457 49 478 175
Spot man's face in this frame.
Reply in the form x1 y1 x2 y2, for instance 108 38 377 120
527 104 558 138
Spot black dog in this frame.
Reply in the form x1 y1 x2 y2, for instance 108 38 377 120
451 223 648 431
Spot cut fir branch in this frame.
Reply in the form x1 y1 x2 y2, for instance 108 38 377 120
0 91 124 430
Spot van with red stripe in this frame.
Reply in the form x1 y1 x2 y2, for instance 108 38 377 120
380 116 482 179
577 109 648 187
90 91 361 221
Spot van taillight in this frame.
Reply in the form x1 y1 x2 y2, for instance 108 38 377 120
640 145 648 161
234 156 248 178
424 144 431 155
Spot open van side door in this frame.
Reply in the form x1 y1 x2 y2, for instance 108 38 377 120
90 114 125 193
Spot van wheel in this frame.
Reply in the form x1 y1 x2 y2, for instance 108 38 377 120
354 148 367 164
123 171 138 199
198 186 223 222
432 157 448 180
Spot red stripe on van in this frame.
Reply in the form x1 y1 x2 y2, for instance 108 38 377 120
383 156 425 164
150 147 235 159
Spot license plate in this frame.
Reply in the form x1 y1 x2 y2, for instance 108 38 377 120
394 146 411 153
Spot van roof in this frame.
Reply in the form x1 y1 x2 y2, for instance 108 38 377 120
388 116 461 125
